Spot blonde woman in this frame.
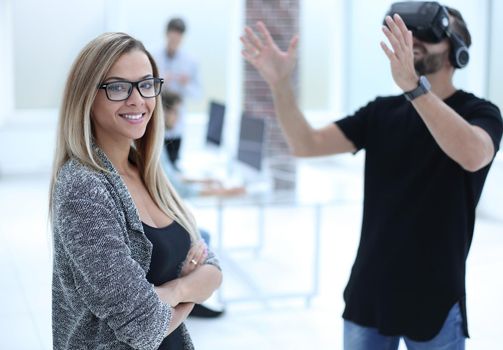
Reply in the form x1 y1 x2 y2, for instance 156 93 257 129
50 32 222 350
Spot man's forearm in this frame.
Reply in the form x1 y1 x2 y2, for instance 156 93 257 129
412 92 494 171
270 81 317 156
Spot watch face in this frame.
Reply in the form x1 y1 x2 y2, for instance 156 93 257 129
419 76 431 90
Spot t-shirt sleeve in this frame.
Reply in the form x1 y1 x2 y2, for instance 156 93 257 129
334 99 377 152
465 99 503 153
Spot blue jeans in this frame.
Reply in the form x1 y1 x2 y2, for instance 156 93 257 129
344 303 465 350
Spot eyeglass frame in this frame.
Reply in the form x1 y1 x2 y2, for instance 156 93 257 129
97 77 164 101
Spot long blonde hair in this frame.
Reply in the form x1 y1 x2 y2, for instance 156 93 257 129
49 32 199 240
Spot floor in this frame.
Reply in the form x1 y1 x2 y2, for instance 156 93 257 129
0 157 502 350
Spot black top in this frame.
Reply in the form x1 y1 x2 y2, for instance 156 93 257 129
335 90 502 341
143 221 191 350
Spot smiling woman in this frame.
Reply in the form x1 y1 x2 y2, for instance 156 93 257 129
49 32 222 350
92 51 159 143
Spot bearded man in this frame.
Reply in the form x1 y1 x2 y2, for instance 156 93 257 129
241 2 502 349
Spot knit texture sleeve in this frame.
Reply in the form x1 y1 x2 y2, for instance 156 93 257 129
202 246 221 270
56 194 172 350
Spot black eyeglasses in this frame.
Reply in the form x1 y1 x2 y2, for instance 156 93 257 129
98 77 164 101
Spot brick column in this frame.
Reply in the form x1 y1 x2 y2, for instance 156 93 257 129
244 0 299 190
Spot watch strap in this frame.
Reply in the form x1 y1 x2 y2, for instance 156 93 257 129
404 76 431 101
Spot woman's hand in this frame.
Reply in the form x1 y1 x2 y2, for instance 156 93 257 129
155 280 182 307
166 302 195 335
155 240 209 307
180 240 208 277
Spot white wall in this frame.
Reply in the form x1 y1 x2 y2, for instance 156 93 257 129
478 0 503 220
0 0 14 127
488 0 503 107
0 0 107 175
300 0 344 114
12 0 106 110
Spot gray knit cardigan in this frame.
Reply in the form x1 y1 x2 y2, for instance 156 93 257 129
52 146 219 349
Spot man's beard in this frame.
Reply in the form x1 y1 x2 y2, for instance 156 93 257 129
414 46 449 75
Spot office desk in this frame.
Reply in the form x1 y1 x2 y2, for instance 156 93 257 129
188 190 342 306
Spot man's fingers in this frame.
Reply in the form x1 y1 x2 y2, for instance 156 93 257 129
385 16 405 50
256 21 275 47
382 26 402 56
394 14 412 46
240 36 255 52
385 16 401 37
240 36 260 61
380 41 397 64
245 26 264 50
241 50 255 65
406 30 413 49
287 35 299 57
241 49 257 65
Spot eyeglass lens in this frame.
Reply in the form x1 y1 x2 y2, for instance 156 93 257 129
106 78 161 101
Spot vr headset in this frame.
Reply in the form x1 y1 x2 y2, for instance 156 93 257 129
384 1 469 68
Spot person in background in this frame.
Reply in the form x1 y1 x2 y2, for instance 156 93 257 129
156 17 201 170
160 90 246 198
161 90 244 318
241 2 502 349
50 32 222 349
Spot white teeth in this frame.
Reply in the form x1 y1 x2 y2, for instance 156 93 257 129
121 114 143 120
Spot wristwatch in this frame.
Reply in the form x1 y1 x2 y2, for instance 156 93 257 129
404 75 431 101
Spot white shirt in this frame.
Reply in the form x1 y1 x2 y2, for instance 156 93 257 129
155 48 201 138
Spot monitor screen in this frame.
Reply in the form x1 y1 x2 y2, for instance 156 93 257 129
206 101 226 146
237 114 266 171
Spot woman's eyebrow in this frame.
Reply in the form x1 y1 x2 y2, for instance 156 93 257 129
103 74 154 82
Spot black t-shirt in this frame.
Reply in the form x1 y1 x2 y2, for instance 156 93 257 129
143 221 191 350
335 90 502 341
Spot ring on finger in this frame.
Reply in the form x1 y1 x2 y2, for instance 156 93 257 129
190 259 198 265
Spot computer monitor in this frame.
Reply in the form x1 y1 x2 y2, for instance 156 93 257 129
206 101 226 146
237 114 266 171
